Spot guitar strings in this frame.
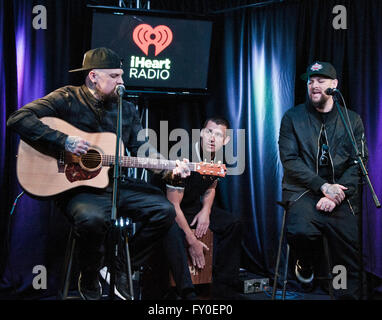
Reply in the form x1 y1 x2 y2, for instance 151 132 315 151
78 154 218 165
79 154 178 164
78 154 197 164
76 155 223 172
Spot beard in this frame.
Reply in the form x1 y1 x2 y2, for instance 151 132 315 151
309 93 329 110
95 87 119 106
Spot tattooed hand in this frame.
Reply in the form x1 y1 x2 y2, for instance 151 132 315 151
65 136 90 156
172 158 191 179
316 197 336 213
320 183 348 205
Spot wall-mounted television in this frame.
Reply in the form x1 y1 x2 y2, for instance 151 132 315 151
90 8 213 94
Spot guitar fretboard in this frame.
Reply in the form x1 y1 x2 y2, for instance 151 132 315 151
102 155 197 171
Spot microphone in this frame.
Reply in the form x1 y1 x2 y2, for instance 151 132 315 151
115 84 126 96
325 88 340 95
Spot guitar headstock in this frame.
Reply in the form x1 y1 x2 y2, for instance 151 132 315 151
195 161 227 177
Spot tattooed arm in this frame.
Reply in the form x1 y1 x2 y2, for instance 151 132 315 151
320 183 348 205
65 136 90 156
166 186 209 269
190 179 217 238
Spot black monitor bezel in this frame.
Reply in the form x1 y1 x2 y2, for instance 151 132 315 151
88 5 215 96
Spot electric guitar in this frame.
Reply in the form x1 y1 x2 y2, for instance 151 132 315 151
16 117 227 197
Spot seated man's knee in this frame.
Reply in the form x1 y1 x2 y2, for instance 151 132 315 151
222 214 243 236
70 203 109 236
224 219 242 239
286 230 321 245
286 212 320 242
156 201 176 227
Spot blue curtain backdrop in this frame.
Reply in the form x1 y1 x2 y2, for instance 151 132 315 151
213 3 298 275
1 0 382 298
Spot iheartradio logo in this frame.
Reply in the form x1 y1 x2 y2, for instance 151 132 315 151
133 24 173 56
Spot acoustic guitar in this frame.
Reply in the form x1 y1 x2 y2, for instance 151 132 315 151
16 117 227 197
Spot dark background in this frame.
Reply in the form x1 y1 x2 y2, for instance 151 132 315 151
1 0 382 299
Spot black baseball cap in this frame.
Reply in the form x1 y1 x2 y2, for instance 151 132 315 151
300 61 337 81
69 47 122 73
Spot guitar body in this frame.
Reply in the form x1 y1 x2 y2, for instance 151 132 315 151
17 117 122 197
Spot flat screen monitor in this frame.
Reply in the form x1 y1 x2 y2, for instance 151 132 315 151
91 10 213 93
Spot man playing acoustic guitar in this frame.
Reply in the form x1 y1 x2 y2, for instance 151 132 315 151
7 47 198 300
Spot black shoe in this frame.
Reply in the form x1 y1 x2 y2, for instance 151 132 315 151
115 271 133 300
295 259 314 284
99 267 133 300
78 272 102 300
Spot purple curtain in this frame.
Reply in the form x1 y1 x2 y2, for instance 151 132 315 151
0 0 90 299
348 2 382 280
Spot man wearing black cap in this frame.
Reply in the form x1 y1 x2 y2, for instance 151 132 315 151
278 61 367 299
7 47 196 300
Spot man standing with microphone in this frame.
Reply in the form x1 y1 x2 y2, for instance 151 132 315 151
7 47 196 300
278 61 367 299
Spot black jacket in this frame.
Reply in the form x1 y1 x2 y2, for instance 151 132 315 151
7 85 154 198
278 101 367 214
7 84 145 156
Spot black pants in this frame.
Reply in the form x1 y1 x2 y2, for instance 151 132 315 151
286 191 361 299
142 206 242 299
56 178 194 297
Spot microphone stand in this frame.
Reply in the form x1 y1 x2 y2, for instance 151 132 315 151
109 85 134 300
333 91 380 300
332 92 380 209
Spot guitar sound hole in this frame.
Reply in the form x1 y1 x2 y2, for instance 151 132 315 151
81 149 101 170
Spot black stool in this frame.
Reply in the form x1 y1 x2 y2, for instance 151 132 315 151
57 226 78 300
57 219 136 300
272 201 334 300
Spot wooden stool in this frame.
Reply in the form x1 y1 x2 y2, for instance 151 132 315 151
170 229 213 286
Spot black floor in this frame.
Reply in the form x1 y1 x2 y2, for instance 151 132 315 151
2 269 381 301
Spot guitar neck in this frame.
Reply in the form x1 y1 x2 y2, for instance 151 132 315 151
102 155 197 172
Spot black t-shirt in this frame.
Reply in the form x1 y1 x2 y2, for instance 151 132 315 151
177 171 217 216
164 142 218 216
318 112 334 182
